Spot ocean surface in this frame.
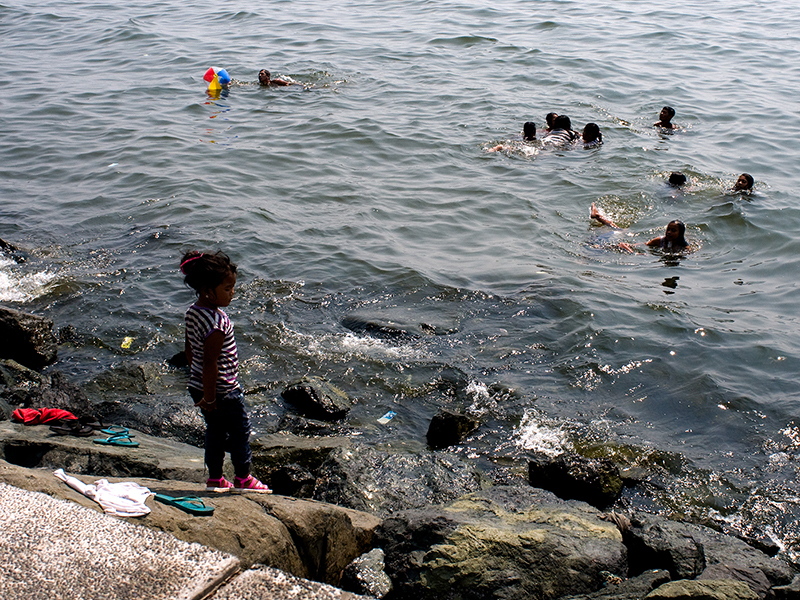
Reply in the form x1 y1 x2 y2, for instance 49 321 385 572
3 0 800 561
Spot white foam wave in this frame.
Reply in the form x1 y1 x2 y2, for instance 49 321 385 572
0 259 57 303
514 410 571 457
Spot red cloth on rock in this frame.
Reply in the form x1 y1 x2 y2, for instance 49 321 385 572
11 408 78 425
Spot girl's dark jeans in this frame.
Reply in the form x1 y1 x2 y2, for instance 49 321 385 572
190 387 252 479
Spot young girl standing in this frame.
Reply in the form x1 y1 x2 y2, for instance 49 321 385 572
180 250 271 493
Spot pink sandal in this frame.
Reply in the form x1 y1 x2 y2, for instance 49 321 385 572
233 474 272 494
205 477 234 492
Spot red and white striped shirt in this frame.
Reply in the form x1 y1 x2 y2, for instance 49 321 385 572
185 304 239 395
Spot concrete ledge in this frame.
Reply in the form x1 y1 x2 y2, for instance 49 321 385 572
0 482 240 600
210 564 373 600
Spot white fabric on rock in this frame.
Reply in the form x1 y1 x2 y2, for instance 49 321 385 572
54 469 152 517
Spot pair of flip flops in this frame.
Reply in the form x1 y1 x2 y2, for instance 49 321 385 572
49 419 95 437
153 493 214 516
93 426 139 447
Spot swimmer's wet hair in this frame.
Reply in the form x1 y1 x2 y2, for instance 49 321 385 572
741 173 754 188
583 122 601 143
180 250 237 294
546 112 558 128
668 220 688 247
662 106 675 118
553 115 571 130
523 122 536 140
668 171 687 186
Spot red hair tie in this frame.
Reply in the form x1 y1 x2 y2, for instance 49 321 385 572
180 254 204 274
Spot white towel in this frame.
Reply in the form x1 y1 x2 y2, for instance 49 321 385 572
53 469 152 517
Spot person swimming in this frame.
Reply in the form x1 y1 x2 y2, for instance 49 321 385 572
590 204 689 252
487 121 537 152
732 173 754 191
668 171 687 187
258 69 295 87
654 106 676 129
582 123 602 147
545 112 558 133
646 220 688 250
542 115 577 145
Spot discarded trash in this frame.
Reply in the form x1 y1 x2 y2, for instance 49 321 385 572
377 411 396 425
121 336 134 349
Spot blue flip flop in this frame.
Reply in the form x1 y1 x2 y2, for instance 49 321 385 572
93 433 139 447
153 494 214 516
100 426 134 436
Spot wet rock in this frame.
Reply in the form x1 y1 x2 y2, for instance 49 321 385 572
426 409 479 450
0 398 12 421
340 548 392 598
374 485 627 600
624 514 706 580
645 579 758 599
341 315 418 342
0 306 57 370
92 394 205 447
277 413 345 437
282 376 353 421
312 444 482 515
268 463 317 497
559 569 671 600
0 361 93 418
528 451 624 509
624 513 796 595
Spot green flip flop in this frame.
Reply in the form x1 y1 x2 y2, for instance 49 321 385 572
100 426 134 436
93 433 139 447
153 494 214 516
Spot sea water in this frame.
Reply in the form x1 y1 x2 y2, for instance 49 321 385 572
2 0 800 560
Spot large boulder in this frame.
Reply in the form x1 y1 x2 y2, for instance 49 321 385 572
560 569 672 600
282 376 353 421
528 451 624 509
0 360 92 417
312 444 482 515
375 485 627 600
0 306 57 369
625 513 796 597
341 548 392 599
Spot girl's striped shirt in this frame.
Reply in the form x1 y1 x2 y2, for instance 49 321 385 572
185 304 239 395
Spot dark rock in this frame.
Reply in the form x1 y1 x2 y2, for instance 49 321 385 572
167 350 188 368
624 514 707 580
426 410 479 450
313 444 482 515
0 364 93 418
0 397 12 421
341 315 418 342
340 548 392 598
528 451 624 509
93 394 205 447
625 513 796 595
57 324 84 347
374 485 627 600
0 237 27 263
282 376 353 421
0 306 57 369
767 574 800 599
268 463 317 497
278 413 345 437
559 569 671 600
250 433 352 494
645 579 759 599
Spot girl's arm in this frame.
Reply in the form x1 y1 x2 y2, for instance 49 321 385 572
645 236 663 247
199 329 225 410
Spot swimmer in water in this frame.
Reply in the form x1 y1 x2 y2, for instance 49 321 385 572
654 106 676 129
582 123 602 147
542 115 578 145
487 121 537 152
732 173 754 192
258 69 296 87
590 204 689 253
668 171 687 187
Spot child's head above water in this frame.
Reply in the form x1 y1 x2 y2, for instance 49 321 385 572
659 106 675 123
545 112 558 130
258 70 271 85
523 121 536 141
180 251 238 297
663 220 688 248
582 123 601 144
553 115 572 131
733 173 754 191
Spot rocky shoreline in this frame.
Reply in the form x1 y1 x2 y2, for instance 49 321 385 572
1 304 799 599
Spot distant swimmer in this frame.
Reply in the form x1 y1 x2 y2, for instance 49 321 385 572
258 69 296 87
654 106 676 129
542 115 578 145
545 112 558 133
732 173 754 192
668 171 687 187
487 121 537 152
590 203 689 253
582 123 602 147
